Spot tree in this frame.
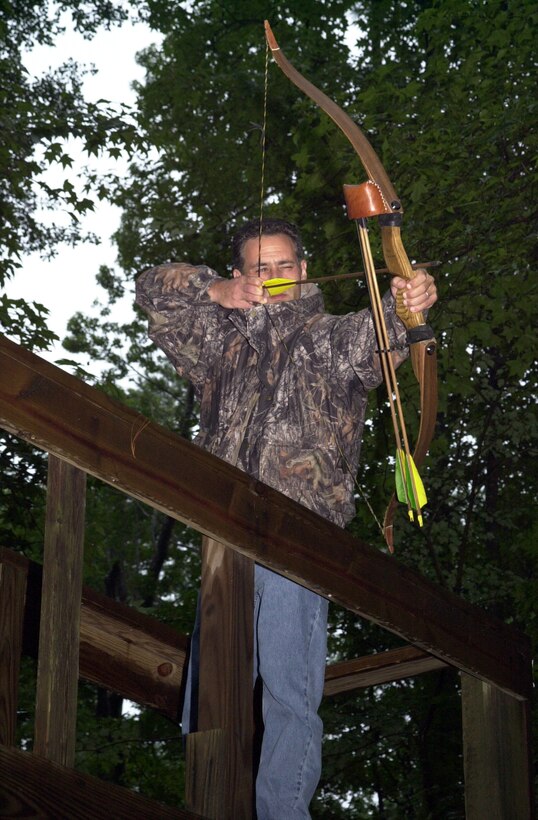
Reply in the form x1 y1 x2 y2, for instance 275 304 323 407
0 1 197 807
0 0 141 348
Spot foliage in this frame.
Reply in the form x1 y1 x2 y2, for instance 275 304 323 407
3 0 537 815
0 0 195 809
0 0 141 344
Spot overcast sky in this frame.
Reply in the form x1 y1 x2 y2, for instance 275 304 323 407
5 18 161 367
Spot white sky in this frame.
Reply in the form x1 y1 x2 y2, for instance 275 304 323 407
4 18 161 369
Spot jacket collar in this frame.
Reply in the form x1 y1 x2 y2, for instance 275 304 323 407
228 284 324 344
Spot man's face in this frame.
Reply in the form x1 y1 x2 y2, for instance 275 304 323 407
233 233 307 303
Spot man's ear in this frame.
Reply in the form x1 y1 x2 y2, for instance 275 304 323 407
232 268 242 279
300 260 308 280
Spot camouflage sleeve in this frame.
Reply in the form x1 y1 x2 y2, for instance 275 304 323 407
135 262 228 391
330 291 410 391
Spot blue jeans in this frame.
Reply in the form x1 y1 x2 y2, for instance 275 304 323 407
254 565 328 819
182 565 328 819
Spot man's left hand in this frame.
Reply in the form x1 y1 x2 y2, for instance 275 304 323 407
390 269 437 313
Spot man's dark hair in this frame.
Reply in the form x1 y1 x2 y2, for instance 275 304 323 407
231 218 305 272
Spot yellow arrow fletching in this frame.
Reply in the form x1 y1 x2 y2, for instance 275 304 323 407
263 277 296 295
395 450 427 513
407 455 427 509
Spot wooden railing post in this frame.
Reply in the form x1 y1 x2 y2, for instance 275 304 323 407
461 673 534 819
0 549 28 746
34 455 86 767
185 538 254 819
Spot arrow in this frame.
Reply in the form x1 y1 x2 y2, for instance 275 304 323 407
263 261 440 293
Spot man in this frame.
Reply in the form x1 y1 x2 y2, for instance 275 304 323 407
136 218 437 819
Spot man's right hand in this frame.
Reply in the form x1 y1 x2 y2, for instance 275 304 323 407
208 276 267 309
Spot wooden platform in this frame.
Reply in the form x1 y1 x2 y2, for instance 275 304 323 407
0 333 534 818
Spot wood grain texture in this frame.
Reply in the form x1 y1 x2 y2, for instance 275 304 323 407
185 729 227 819
324 646 447 696
1 548 187 720
0 335 532 700
196 539 253 818
0 554 28 746
34 456 86 767
79 603 186 717
0 743 203 819
461 674 535 819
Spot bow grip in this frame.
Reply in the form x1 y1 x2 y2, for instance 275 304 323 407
343 183 427 330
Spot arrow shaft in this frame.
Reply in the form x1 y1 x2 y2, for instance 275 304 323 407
263 261 439 290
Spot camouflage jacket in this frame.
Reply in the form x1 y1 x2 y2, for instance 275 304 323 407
136 264 409 527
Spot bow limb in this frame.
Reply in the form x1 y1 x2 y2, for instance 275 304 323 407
265 21 438 548
264 21 399 210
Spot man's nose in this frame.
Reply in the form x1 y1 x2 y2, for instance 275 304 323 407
258 265 278 281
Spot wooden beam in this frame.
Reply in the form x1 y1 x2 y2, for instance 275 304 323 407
324 646 447 697
0 744 203 819
34 456 86 767
461 674 534 819
0 548 187 720
79 591 187 719
0 335 532 700
0 550 28 746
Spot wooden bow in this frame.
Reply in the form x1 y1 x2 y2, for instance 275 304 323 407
264 21 438 550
